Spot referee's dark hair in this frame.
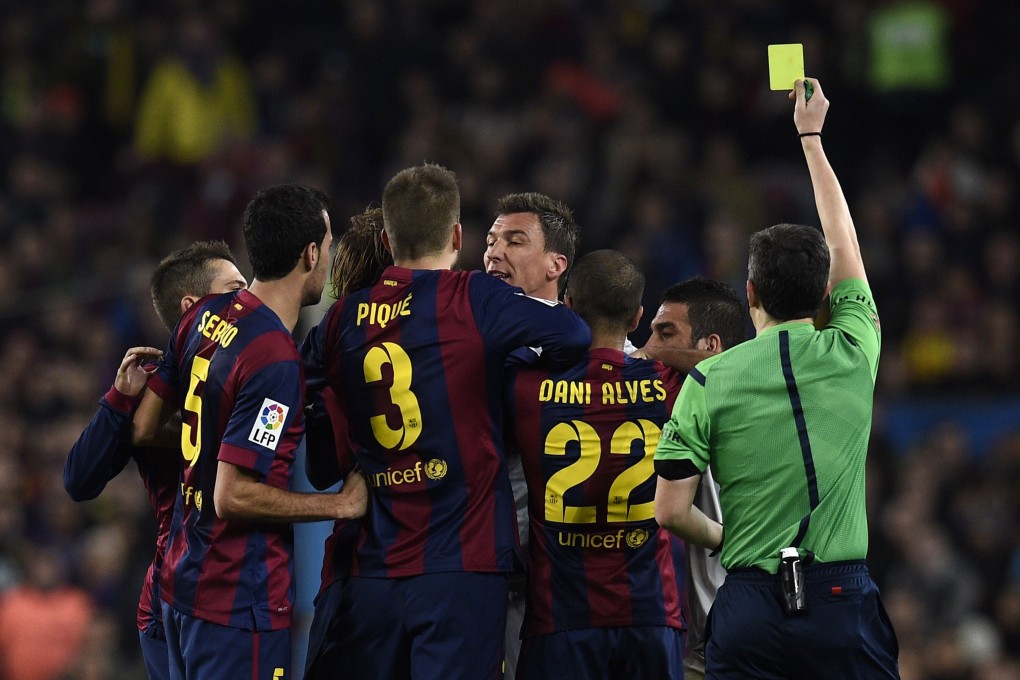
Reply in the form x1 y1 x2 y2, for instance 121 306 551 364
565 249 644 334
748 223 830 321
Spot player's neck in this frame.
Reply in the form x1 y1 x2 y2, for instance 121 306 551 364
589 329 627 353
528 282 559 303
754 313 814 334
248 279 303 332
394 251 457 271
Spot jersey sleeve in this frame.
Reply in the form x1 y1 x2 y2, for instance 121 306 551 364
304 387 357 490
147 312 197 403
63 387 138 501
826 278 881 380
219 359 304 478
470 275 591 367
300 302 340 395
654 372 711 476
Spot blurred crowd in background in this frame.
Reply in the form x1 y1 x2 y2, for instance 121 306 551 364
0 0 1018 678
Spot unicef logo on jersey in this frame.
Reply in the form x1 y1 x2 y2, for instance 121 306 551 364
626 529 650 548
424 458 448 481
261 403 286 430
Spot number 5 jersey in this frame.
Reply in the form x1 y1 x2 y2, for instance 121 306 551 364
147 289 305 630
300 266 591 578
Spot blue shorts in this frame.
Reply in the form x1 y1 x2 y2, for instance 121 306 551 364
324 572 507 680
139 627 170 680
706 561 899 679
161 601 291 680
303 580 346 680
517 626 684 680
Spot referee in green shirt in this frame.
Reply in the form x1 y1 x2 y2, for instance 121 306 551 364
654 78 899 679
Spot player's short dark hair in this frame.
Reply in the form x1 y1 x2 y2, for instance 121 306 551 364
150 240 237 331
747 223 830 321
242 184 329 281
659 277 748 351
565 249 644 332
330 206 392 298
382 163 460 260
496 192 579 294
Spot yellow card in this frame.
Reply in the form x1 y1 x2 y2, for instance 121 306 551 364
768 44 804 91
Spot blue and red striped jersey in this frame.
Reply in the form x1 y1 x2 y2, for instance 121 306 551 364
301 266 591 578
147 289 304 631
63 385 178 636
506 348 684 637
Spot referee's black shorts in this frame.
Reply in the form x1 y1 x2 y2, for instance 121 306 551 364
705 560 900 679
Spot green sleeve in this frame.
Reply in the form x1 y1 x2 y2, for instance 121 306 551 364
827 278 881 380
654 374 711 472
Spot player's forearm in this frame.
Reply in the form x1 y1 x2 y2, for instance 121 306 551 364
132 389 175 446
214 483 355 522
64 404 134 501
215 462 365 522
655 474 721 550
640 345 712 374
802 137 866 287
658 502 722 551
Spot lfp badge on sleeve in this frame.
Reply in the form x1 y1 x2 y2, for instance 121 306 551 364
249 398 290 450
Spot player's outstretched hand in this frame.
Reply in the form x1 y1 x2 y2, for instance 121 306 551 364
791 77 829 136
114 346 164 397
337 468 369 520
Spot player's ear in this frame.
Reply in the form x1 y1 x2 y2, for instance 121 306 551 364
180 295 199 315
696 333 722 353
746 280 760 310
628 305 643 334
380 228 393 254
451 223 463 253
304 241 319 272
548 252 568 282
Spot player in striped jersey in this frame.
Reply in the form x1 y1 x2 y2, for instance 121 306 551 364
64 241 246 680
300 163 591 679
506 250 685 679
133 185 367 680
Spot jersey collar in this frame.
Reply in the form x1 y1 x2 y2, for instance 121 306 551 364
756 321 815 338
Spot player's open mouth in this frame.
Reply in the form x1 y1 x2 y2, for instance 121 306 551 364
488 271 510 280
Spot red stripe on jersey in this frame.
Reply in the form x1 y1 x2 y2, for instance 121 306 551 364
134 447 179 632
160 523 186 608
439 272 499 570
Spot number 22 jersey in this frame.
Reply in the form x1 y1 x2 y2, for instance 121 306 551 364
506 348 684 637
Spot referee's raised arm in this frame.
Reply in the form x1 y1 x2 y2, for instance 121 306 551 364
793 78 867 289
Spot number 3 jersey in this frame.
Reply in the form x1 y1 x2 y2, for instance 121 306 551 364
300 266 591 578
506 348 684 637
147 289 304 630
